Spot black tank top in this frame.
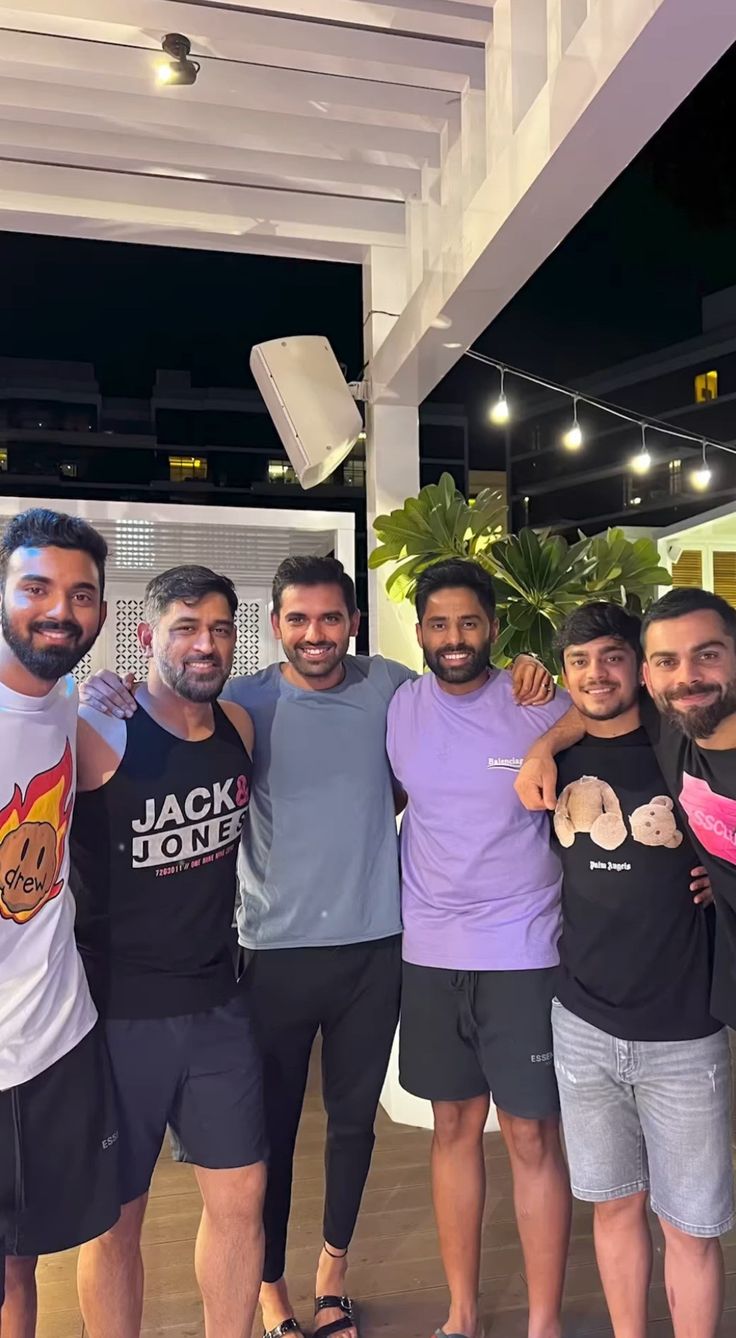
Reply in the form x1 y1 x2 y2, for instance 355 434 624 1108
71 702 251 1019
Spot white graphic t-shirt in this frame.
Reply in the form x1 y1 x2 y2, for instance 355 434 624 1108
0 675 96 1090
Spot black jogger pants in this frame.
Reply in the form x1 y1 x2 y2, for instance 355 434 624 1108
244 934 402 1283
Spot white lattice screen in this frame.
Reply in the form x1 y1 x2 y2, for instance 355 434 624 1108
71 650 93 685
234 602 263 677
113 597 147 679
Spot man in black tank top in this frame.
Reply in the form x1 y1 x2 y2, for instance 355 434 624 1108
71 566 266 1338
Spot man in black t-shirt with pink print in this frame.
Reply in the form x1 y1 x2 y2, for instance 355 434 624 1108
640 587 736 1028
551 601 732 1338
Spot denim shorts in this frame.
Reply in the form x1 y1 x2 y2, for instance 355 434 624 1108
552 999 734 1237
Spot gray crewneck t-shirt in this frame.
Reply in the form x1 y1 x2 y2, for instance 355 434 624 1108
222 655 414 950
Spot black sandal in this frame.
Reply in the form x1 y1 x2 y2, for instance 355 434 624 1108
313 1295 357 1338
264 1321 305 1338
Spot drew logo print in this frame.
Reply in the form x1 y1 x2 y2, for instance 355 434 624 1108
0 741 74 924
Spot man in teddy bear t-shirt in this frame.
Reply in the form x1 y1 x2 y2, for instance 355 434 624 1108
550 601 732 1338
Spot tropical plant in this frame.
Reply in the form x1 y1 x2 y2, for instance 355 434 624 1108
369 472 671 672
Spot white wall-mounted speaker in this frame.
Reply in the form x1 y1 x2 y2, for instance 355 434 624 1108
250 335 363 490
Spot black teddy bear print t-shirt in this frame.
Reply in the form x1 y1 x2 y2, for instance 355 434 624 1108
553 726 718 1042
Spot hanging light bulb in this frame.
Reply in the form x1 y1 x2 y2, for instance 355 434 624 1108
630 425 651 475
489 367 510 425
562 397 583 450
690 442 712 491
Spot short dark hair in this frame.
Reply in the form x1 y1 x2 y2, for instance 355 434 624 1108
555 601 642 664
0 507 108 597
143 565 238 624
271 555 357 617
641 586 736 647
415 559 496 623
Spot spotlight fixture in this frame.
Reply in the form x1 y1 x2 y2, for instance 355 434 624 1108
157 33 200 86
690 441 712 491
630 425 651 475
489 368 510 425
562 397 583 450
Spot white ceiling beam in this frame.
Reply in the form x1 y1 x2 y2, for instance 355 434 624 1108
195 0 491 43
0 207 363 260
0 207 366 260
369 0 736 403
0 27 460 125
0 158 405 246
0 77 440 167
0 117 422 199
4 0 485 89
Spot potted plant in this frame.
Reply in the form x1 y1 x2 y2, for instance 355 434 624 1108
369 473 670 673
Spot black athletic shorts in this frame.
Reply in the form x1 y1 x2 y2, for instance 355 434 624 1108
399 962 560 1119
106 991 266 1204
0 1022 121 1279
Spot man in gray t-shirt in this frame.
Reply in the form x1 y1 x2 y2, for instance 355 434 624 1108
222 558 411 1338
225 653 411 953
82 554 552 1338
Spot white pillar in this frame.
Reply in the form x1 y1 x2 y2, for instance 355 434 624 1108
363 246 423 670
365 401 423 665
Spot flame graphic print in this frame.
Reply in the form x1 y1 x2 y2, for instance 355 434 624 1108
0 741 74 924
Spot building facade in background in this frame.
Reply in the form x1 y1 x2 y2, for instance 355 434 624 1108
507 285 736 538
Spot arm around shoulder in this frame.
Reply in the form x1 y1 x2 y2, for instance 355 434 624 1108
514 704 585 812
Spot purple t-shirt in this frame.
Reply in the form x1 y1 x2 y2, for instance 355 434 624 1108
387 669 569 971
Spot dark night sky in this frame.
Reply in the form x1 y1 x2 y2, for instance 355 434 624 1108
0 41 734 404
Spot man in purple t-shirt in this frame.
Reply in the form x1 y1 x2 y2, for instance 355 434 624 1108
387 559 571 1338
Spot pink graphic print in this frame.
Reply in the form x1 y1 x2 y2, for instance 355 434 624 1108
679 770 736 865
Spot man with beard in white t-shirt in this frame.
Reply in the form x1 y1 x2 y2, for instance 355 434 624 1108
0 509 119 1338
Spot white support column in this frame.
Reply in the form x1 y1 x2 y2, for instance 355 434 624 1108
363 246 423 670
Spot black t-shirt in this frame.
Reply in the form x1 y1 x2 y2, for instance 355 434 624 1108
642 693 736 1028
554 726 718 1041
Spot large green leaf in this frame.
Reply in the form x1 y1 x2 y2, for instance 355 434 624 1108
371 483 671 664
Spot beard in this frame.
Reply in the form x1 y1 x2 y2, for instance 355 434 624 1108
656 679 736 740
424 637 492 686
283 636 350 680
1 606 96 681
157 651 229 703
577 685 639 722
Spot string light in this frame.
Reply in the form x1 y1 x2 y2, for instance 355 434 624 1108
489 367 510 425
466 349 736 493
691 441 712 491
562 397 582 450
630 425 651 475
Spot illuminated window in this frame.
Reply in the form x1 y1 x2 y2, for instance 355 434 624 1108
668 458 682 495
694 370 718 403
344 459 366 487
0 449 6 472
169 454 207 482
267 460 297 484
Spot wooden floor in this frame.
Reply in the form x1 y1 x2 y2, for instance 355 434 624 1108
34 1066 736 1338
